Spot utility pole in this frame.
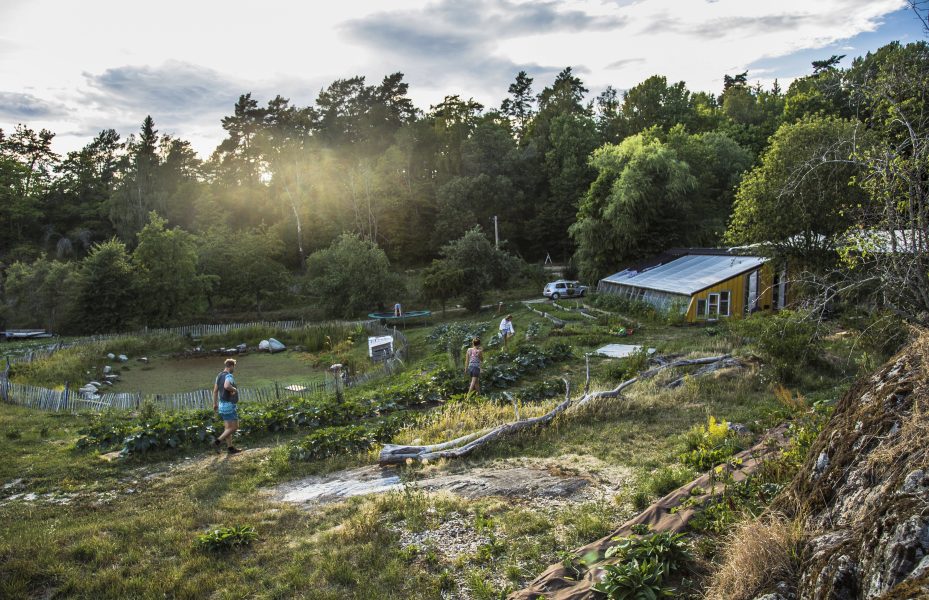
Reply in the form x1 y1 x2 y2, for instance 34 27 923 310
493 215 499 249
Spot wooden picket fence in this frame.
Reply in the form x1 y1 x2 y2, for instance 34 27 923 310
0 321 411 413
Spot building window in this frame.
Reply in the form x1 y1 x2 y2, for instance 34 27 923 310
719 291 730 316
707 293 720 318
696 299 707 318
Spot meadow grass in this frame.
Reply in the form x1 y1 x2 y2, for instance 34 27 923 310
0 305 872 599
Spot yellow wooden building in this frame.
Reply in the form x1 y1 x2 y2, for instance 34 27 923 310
597 250 787 323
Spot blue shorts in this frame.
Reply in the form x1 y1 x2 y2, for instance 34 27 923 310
218 401 239 422
468 366 480 377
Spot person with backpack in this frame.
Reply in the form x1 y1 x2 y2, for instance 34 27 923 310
212 358 242 454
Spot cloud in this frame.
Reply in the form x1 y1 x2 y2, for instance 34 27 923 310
345 0 626 50
81 60 247 120
0 91 70 119
341 0 624 95
606 57 646 70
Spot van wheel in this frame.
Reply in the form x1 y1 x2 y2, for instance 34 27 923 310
552 293 560 300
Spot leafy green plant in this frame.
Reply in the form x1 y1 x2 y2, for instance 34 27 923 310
604 531 691 572
592 559 673 599
196 525 257 551
594 532 691 599
679 416 746 471
287 416 407 461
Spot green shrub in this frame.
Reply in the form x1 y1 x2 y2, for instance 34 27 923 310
196 525 257 551
679 416 746 471
730 309 822 383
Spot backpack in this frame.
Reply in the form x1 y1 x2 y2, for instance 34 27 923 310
216 371 237 403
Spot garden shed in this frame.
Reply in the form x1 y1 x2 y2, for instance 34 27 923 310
597 249 785 323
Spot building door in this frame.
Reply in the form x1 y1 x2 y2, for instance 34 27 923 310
745 270 758 315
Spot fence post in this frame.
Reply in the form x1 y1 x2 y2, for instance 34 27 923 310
275 382 280 400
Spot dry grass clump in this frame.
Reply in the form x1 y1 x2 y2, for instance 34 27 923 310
704 512 804 600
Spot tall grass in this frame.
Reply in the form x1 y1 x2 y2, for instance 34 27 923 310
10 335 186 386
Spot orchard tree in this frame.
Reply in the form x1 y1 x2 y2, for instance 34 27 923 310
133 213 209 325
432 227 517 312
305 233 400 317
74 238 140 333
198 226 290 315
422 260 465 314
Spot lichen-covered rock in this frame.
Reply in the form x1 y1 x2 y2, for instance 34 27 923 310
778 333 929 599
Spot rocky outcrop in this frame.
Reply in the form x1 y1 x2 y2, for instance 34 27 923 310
777 332 929 599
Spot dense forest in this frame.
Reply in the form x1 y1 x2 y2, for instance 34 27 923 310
1 41 927 332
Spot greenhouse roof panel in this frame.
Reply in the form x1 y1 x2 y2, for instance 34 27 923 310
601 254 768 296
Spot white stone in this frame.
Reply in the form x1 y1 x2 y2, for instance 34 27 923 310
117 354 128 362
268 338 286 353
103 366 112 374
258 340 270 351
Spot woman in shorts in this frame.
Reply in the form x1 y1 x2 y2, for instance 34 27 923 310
465 337 483 395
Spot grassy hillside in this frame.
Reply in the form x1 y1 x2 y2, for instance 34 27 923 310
0 301 878 599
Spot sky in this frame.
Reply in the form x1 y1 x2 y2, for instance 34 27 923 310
0 0 925 157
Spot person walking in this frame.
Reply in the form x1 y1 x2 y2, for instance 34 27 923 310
465 337 483 395
212 358 242 454
499 314 515 348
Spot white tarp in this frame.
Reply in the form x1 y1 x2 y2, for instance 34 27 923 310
595 344 656 359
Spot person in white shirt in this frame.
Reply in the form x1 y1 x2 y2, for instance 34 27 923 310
499 314 515 348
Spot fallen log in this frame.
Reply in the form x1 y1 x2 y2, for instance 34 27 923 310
571 354 732 410
664 357 743 389
378 354 736 465
378 380 572 465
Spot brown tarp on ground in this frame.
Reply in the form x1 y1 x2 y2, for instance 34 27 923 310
508 425 789 600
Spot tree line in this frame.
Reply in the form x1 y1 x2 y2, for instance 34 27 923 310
1 40 927 332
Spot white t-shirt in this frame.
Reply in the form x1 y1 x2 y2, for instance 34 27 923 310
499 318 514 336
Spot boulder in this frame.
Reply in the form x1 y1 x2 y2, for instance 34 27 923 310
103 366 112 375
117 354 128 362
268 338 286 353
88 381 102 388
258 340 270 351
104 374 119 381
236 343 247 352
137 357 149 363
106 353 115 360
